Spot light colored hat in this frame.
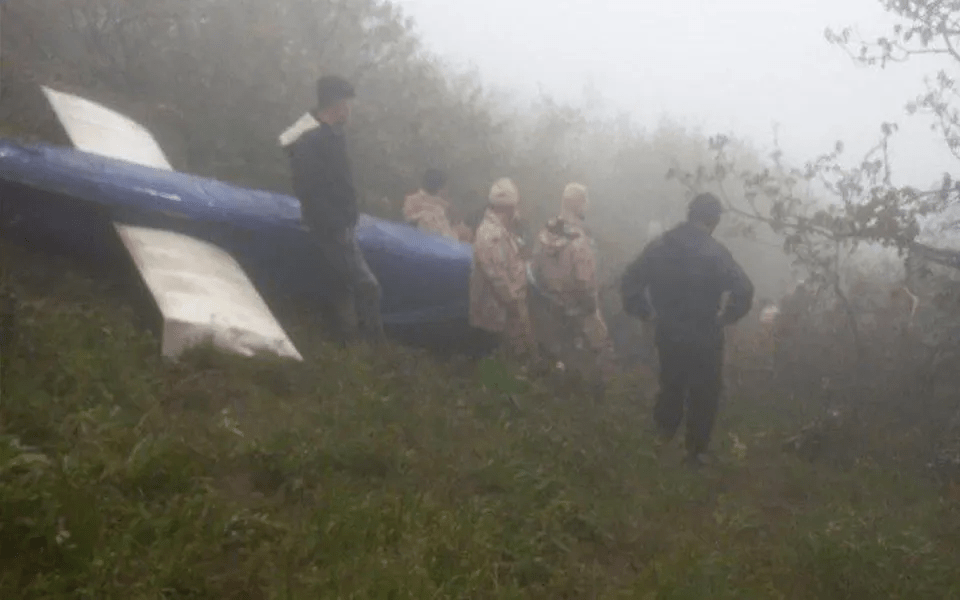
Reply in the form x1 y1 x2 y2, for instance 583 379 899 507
488 177 519 208
561 183 589 218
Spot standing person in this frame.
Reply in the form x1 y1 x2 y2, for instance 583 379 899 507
620 193 754 467
469 178 536 357
528 183 617 392
282 75 384 344
403 168 460 240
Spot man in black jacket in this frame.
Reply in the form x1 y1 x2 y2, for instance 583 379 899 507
621 193 754 467
285 75 383 344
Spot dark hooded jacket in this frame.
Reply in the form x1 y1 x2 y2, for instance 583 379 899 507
621 221 754 331
286 121 358 234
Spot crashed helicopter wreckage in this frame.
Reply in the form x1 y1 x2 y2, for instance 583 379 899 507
0 87 494 359
39 86 301 361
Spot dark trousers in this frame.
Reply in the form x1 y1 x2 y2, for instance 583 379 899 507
654 323 725 456
315 229 384 344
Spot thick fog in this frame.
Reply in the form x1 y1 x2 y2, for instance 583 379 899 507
398 0 956 187
5 0 957 304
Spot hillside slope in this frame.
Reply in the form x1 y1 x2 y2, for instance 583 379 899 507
2 241 960 599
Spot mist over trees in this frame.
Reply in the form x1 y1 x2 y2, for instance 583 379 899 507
1 0 797 297
7 4 960 594
655 1 960 439
4 0 959 359
667 2 960 329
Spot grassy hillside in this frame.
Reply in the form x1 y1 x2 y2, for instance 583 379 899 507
2 240 960 599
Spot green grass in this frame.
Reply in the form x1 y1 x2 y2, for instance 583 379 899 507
2 242 960 599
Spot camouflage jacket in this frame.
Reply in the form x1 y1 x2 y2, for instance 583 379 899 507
469 209 527 333
529 216 599 317
402 190 458 240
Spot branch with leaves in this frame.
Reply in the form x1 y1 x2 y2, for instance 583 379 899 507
668 127 950 359
826 1 960 161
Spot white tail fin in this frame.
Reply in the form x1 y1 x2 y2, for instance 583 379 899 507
42 86 173 171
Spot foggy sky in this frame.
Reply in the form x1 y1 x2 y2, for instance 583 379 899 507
396 0 957 188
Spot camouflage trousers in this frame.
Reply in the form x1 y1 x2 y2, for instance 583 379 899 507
504 297 538 360
528 290 617 383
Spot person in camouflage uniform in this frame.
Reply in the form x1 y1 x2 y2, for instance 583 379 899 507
403 169 462 241
528 183 617 387
469 178 536 357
